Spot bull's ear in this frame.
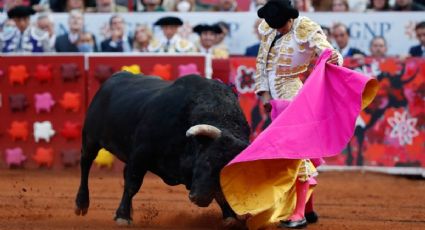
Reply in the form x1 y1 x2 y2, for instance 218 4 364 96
186 124 222 139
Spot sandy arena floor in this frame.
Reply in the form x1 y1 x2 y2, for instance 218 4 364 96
0 169 424 230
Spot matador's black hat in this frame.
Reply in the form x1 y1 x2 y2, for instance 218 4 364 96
154 16 183 26
7 5 36 19
257 0 299 29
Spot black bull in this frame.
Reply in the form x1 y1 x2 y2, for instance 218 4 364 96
74 73 250 226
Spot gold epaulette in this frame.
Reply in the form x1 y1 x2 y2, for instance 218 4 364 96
258 19 273 36
293 16 321 43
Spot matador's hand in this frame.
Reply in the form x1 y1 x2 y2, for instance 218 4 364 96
264 103 272 113
259 91 272 113
327 50 340 65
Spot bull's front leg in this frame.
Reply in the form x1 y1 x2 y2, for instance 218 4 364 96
115 152 147 225
215 191 247 229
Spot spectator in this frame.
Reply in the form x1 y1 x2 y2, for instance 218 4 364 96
30 0 51 12
312 0 333 11
244 18 262 57
213 0 239 11
414 0 425 7
393 0 425 10
250 0 267 11
1 19 16 32
66 0 86 11
89 0 128 12
193 23 229 58
49 0 88 12
294 0 315 12
36 13 56 51
332 0 349 11
409 21 425 57
332 23 366 57
101 15 132 52
1 5 51 53
1 19 16 43
138 0 165 11
115 0 133 9
55 10 85 52
151 16 195 53
172 0 212 12
214 21 230 51
369 36 388 59
348 0 368 11
162 0 179 11
2 0 28 13
367 0 391 11
132 24 153 52
77 31 97 52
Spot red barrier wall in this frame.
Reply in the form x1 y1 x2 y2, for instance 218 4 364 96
0 54 206 169
86 54 207 102
1 55 424 172
0 55 86 169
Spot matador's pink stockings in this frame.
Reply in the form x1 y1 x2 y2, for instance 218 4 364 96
305 193 314 213
288 179 309 221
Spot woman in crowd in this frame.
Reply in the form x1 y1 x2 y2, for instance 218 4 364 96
132 24 153 52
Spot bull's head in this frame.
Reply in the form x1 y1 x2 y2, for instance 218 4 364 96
185 124 248 207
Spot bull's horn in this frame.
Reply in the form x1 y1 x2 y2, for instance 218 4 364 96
186 124 222 139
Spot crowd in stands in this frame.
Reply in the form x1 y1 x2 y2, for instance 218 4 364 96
1 0 425 13
0 0 424 58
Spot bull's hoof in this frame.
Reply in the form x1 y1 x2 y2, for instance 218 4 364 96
74 206 88 216
223 217 247 229
115 218 132 226
75 191 89 216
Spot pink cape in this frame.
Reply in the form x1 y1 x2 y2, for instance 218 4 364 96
228 49 378 163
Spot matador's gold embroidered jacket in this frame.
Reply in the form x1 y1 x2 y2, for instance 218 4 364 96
255 16 343 99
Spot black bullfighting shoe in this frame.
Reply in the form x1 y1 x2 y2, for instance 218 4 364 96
278 218 307 229
305 211 318 223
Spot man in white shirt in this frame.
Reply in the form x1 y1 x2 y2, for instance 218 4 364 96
36 13 56 51
332 22 366 58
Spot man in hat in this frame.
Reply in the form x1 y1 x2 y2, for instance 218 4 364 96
193 23 228 59
150 16 195 53
252 0 342 228
1 5 52 53
213 21 230 53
